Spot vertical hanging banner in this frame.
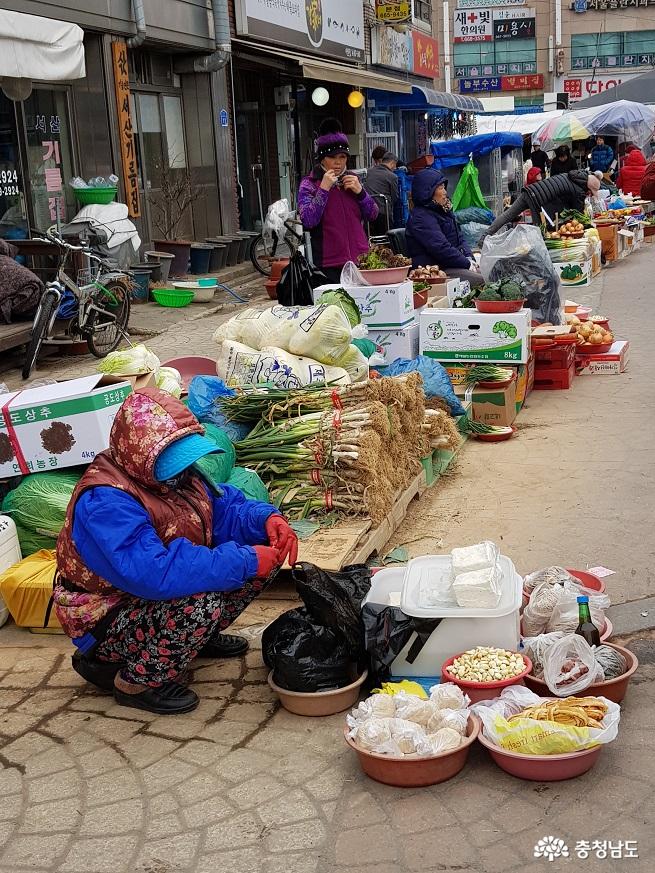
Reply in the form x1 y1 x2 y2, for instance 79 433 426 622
111 40 140 219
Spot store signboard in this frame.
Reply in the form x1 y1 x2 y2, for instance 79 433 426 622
562 72 640 101
459 0 525 6
460 77 503 92
372 24 413 71
571 0 655 9
413 32 439 78
453 8 494 42
235 0 365 62
455 61 537 76
501 73 543 90
375 1 411 22
493 8 535 40
111 40 140 219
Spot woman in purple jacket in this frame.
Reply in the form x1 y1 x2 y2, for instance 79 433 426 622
298 119 378 284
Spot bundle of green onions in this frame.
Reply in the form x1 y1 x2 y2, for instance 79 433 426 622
463 365 514 387
219 382 370 423
458 418 514 436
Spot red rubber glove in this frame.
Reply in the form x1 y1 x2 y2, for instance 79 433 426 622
253 545 281 579
265 515 299 566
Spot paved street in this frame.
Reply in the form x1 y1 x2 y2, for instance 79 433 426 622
1 250 654 872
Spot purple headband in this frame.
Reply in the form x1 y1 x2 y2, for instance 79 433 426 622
315 132 350 161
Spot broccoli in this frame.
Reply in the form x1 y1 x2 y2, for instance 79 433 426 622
478 288 502 301
500 281 525 301
493 320 518 339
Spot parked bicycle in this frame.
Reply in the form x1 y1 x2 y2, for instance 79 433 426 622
22 227 132 380
250 216 303 276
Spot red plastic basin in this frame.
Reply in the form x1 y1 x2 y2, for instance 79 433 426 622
474 299 525 314
478 730 603 781
441 652 532 704
522 568 606 608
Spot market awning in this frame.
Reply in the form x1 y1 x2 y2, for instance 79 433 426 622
368 85 484 113
475 110 564 136
0 10 85 82
300 58 411 95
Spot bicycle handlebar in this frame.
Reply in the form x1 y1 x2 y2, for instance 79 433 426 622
34 230 107 265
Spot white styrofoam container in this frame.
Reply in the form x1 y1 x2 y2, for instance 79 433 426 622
0 515 22 627
313 281 415 328
368 322 420 366
363 564 522 677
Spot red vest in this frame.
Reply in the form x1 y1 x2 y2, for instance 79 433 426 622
55 452 213 638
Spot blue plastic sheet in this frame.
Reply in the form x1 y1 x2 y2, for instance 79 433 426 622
430 133 523 169
384 356 466 417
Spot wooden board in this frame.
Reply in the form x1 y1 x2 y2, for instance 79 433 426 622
0 322 32 354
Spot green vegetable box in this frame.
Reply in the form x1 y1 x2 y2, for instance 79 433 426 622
554 259 592 287
0 375 132 478
419 308 531 364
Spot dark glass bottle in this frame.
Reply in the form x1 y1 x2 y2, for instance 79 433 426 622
575 595 601 647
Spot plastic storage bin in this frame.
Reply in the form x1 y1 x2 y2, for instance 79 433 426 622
0 516 22 627
363 561 522 677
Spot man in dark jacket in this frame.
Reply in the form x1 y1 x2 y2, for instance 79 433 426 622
530 141 550 174
486 170 600 236
56 388 298 715
406 167 483 287
365 152 400 234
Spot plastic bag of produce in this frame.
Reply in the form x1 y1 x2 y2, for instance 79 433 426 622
214 306 311 351
542 634 604 696
2 472 82 554
547 584 610 635
473 686 620 755
524 566 580 593
226 467 269 503
480 224 561 324
261 607 354 692
287 304 352 365
187 376 252 443
216 341 350 389
521 632 566 678
384 356 465 417
96 343 160 376
316 288 361 327
334 344 369 383
293 563 371 655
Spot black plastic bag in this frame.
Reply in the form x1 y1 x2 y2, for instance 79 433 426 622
277 252 325 307
262 607 353 692
362 603 443 683
293 563 371 655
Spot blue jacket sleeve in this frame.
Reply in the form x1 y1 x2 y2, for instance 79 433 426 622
72 487 259 600
210 484 279 547
407 208 471 270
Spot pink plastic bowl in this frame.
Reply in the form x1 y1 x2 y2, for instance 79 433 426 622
359 266 410 285
478 729 603 781
441 652 532 704
161 355 218 390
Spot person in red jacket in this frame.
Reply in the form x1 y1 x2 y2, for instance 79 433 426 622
617 148 647 196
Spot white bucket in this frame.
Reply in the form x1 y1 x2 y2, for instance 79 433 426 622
0 515 22 627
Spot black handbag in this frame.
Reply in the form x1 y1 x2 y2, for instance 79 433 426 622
277 252 326 307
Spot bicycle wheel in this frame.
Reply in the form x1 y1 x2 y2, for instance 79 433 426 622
22 291 59 380
86 279 131 358
250 234 293 276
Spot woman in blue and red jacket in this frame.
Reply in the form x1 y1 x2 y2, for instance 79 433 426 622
298 118 378 284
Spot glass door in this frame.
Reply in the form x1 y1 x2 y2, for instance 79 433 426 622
0 93 28 242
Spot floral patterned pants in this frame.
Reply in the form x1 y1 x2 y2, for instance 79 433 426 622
94 580 264 686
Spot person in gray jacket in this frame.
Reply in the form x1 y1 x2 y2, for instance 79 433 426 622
365 152 400 234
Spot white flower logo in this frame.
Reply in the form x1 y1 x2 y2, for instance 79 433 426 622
534 836 570 861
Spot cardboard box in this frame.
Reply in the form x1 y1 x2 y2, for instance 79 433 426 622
369 322 420 366
591 239 602 276
0 375 131 478
419 308 531 364
597 223 619 261
313 281 414 328
554 258 593 287
470 380 517 428
576 340 629 375
445 356 534 411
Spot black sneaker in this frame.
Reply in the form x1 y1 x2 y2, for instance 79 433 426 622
114 681 199 715
72 651 123 693
199 632 249 659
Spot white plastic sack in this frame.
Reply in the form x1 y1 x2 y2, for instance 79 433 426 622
216 340 350 389
287 304 353 365
334 345 369 383
547 584 610 635
212 306 311 350
542 633 604 696
263 198 292 243
521 632 566 679
523 566 580 593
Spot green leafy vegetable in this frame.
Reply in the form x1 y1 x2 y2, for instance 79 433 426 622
478 288 502 301
317 288 361 327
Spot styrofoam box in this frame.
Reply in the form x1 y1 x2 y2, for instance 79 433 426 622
313 281 414 328
363 562 522 677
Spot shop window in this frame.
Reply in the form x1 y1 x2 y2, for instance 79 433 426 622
163 96 187 169
23 89 76 232
0 93 27 241
413 1 432 26
571 31 655 68
454 40 535 67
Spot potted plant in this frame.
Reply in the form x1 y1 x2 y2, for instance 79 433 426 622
149 165 202 278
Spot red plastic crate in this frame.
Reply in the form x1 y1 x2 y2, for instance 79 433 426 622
534 361 576 390
534 343 577 370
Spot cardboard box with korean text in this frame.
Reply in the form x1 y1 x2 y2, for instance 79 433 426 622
0 375 132 478
419 307 531 364
313 281 414 328
576 340 629 375
596 223 618 261
471 380 517 428
368 323 420 366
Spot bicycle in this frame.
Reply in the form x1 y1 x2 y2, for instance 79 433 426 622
250 217 303 276
22 227 132 380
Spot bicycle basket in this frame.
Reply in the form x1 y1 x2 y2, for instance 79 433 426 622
77 268 94 287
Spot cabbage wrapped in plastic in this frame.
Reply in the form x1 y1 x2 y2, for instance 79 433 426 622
155 366 183 398
287 305 352 365
96 343 160 376
335 344 369 383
